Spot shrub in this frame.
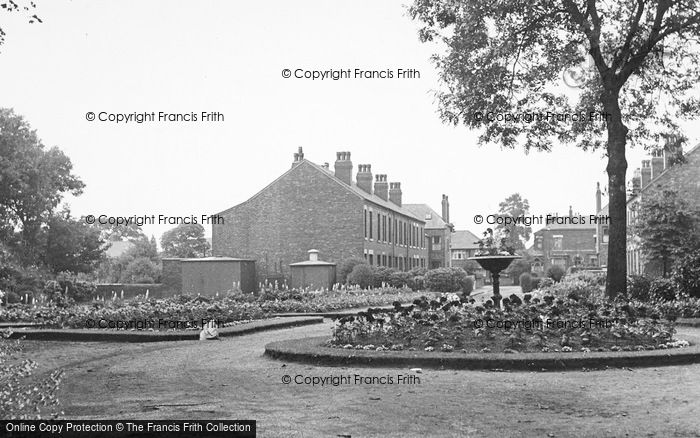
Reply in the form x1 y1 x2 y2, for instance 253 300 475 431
627 275 652 301
120 257 160 284
3 291 21 304
672 249 700 298
649 278 677 302
347 264 375 289
424 267 468 293
43 272 96 303
408 267 428 277
338 257 368 284
546 265 566 282
372 267 396 288
388 271 410 288
462 276 474 295
519 272 533 293
407 275 424 291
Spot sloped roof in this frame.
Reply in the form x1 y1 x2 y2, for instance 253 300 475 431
403 204 447 229
218 159 423 222
451 229 481 249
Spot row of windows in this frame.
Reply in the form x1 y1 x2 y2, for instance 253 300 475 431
364 252 425 270
364 209 425 248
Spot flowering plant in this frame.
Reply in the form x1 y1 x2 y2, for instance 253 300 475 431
474 228 516 256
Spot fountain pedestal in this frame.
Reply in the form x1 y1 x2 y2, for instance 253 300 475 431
468 255 521 308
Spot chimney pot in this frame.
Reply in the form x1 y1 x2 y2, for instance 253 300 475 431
308 249 319 262
334 151 353 185
374 174 389 200
389 182 402 206
356 164 373 194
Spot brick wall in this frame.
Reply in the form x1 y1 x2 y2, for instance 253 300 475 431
213 162 364 279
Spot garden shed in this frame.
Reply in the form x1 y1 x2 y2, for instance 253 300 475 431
162 257 256 295
290 250 336 290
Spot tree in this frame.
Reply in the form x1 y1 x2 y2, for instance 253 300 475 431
43 210 106 274
409 1 700 298
494 193 532 250
0 0 41 50
0 109 85 263
92 221 146 242
160 224 209 258
632 189 700 277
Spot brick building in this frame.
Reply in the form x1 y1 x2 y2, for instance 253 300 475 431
404 195 454 268
625 143 700 275
212 148 428 281
449 229 481 269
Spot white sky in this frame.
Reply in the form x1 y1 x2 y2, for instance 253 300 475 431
1 1 698 246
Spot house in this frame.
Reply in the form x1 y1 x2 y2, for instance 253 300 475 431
212 148 429 281
625 143 700 275
529 207 602 274
404 195 454 269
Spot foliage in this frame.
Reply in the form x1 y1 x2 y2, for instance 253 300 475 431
96 236 161 284
338 257 369 284
493 193 532 250
372 266 396 288
0 108 84 265
43 272 96 303
408 1 700 299
160 223 209 258
474 228 515 256
331 294 680 353
1 330 63 419
627 275 652 301
649 278 677 302
120 257 159 284
632 189 700 276
671 249 700 298
0 1 41 49
43 209 105 274
546 265 566 283
424 267 469 293
462 276 474 295
347 264 375 289
520 272 533 293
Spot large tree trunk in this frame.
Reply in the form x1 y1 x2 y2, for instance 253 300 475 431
603 90 628 299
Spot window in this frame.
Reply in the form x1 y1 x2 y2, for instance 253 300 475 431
369 254 374 265
364 210 367 239
432 235 442 251
552 235 563 251
369 212 373 239
383 215 387 242
382 255 387 266
388 219 392 243
452 250 467 260
420 227 424 248
377 213 381 241
602 227 609 243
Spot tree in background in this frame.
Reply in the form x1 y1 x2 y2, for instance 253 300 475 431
161 223 209 258
92 221 146 242
0 108 84 264
409 1 700 298
632 189 700 277
43 209 105 274
494 193 532 251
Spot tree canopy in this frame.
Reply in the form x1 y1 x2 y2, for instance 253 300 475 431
494 193 532 251
409 0 700 297
161 223 210 258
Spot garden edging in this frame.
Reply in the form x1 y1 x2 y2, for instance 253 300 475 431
5 316 323 342
264 332 700 371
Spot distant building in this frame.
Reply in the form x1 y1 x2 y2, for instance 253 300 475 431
404 195 454 269
212 148 429 280
529 207 602 274
449 229 481 269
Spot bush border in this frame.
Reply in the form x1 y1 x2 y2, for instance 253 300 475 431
4 317 323 342
264 333 700 371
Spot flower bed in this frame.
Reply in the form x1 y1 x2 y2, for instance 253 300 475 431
330 294 689 354
0 287 431 329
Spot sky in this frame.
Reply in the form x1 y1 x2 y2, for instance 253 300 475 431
1 1 698 247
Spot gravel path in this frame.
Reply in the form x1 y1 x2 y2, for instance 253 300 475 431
18 322 700 437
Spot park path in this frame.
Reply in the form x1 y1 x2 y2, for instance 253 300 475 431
20 321 700 438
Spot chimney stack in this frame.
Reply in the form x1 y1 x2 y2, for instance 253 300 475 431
334 151 352 185
568 205 573 218
630 169 641 197
441 194 450 223
292 147 304 167
374 174 388 200
389 182 402 207
641 159 652 188
595 182 602 213
651 150 664 180
356 164 373 194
